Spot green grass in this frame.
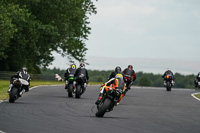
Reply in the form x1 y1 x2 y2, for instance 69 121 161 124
0 80 65 100
194 94 200 99
0 80 102 100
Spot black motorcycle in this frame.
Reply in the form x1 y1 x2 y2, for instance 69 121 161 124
75 74 86 98
9 78 29 103
96 87 123 117
65 74 75 97
164 74 173 91
124 74 132 95
195 80 200 89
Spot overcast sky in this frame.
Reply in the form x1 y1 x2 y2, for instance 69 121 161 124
49 0 200 75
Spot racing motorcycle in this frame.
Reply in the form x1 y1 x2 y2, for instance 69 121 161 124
197 81 200 89
96 87 123 117
75 74 87 98
164 74 173 91
195 80 200 89
124 74 132 95
65 74 75 97
9 78 29 103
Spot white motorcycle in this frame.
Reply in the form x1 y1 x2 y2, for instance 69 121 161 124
9 78 29 103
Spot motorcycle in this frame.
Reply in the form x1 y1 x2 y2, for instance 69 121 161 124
65 74 75 97
9 78 29 103
75 74 87 98
195 80 200 89
96 87 123 117
164 74 173 91
197 81 200 89
124 74 132 95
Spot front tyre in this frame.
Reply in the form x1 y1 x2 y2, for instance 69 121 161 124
75 85 81 98
68 84 73 97
9 87 18 103
96 98 112 117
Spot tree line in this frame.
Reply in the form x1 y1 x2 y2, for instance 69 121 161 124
41 68 197 89
0 0 97 73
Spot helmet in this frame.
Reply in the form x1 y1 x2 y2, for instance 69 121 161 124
80 63 85 68
71 64 76 69
128 65 133 70
22 67 27 72
115 66 121 74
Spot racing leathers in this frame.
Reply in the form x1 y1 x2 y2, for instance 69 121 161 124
8 70 31 96
74 66 89 92
95 74 126 105
64 67 76 89
194 72 200 87
123 68 136 89
162 70 175 86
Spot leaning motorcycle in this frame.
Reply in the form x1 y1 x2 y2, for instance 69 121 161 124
196 80 200 89
9 78 29 103
75 74 86 98
164 74 173 91
96 87 123 117
124 74 132 95
65 74 75 97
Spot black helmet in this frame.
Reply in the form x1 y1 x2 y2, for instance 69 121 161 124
71 64 76 69
115 66 121 74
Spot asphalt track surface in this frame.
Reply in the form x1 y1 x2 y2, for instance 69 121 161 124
0 85 200 133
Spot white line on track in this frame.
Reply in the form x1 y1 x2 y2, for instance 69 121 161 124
0 130 6 133
0 85 63 103
191 93 200 101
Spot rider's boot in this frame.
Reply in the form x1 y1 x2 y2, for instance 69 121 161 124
95 93 103 105
7 84 13 93
19 89 25 97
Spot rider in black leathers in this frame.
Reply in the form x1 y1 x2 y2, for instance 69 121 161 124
194 72 200 87
64 64 76 89
74 63 89 93
8 67 31 96
162 69 175 86
108 66 125 80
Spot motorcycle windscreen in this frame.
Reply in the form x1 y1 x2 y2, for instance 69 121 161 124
19 78 29 85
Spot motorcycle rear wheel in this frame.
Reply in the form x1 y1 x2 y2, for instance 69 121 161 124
96 98 112 117
75 85 81 98
9 87 18 103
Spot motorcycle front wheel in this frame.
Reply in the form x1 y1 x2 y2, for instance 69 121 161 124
166 81 172 91
68 84 74 97
96 98 112 117
9 87 18 103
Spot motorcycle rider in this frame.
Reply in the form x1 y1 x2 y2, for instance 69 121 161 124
109 66 125 80
162 69 175 86
95 66 126 105
123 65 136 90
64 64 76 89
74 63 89 93
8 67 31 96
194 72 200 87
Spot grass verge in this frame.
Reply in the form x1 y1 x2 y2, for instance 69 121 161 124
0 80 102 100
194 93 200 99
0 80 64 100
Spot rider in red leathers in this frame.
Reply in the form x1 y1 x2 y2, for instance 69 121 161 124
123 65 136 90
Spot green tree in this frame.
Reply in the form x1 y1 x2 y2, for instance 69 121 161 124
0 0 97 73
139 77 152 87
